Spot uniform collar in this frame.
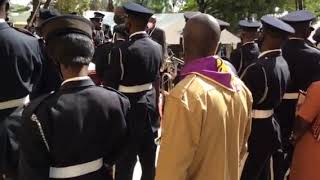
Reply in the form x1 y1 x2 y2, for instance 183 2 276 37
289 37 305 41
60 77 95 90
242 41 255 46
129 31 148 40
61 76 91 86
129 31 147 38
258 49 281 59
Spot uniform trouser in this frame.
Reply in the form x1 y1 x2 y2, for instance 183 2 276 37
0 107 23 180
241 117 282 180
241 145 273 180
274 100 296 179
115 97 158 180
115 130 157 180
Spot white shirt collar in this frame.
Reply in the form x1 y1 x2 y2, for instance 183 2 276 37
242 41 255 46
129 31 147 39
61 76 91 86
0 19 6 23
258 49 281 59
289 37 305 41
117 38 126 41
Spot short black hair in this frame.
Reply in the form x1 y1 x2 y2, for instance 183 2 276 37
47 33 94 66
128 14 149 29
263 25 289 39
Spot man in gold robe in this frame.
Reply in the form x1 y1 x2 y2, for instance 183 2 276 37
155 14 253 180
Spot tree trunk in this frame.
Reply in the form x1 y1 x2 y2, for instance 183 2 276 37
107 0 114 12
27 0 39 24
296 0 304 10
32 0 39 11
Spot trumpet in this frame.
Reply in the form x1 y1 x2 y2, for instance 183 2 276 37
160 49 184 94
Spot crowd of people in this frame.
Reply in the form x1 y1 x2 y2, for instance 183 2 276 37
0 0 320 180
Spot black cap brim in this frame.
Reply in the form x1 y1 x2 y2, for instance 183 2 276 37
239 20 261 29
123 2 154 19
261 15 295 34
281 10 316 23
41 15 93 40
94 12 105 18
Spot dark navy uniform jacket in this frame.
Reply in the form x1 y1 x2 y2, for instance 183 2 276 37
105 31 162 132
18 79 130 180
230 42 260 77
0 22 42 174
94 40 126 81
282 38 320 92
275 38 320 147
241 50 290 151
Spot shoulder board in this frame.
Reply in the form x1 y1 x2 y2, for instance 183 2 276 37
13 27 36 38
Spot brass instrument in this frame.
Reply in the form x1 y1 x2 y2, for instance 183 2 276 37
160 49 184 94
26 0 50 31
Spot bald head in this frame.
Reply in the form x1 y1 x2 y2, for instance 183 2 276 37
183 14 221 62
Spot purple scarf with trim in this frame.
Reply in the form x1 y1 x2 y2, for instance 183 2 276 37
180 56 234 90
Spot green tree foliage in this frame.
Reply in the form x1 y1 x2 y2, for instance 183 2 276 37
182 0 320 31
183 0 291 30
305 0 320 15
90 0 102 10
112 0 179 13
55 0 91 14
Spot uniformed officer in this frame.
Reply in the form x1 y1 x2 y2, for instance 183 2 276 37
18 15 130 180
94 24 128 84
105 2 162 180
230 18 261 76
94 12 105 19
91 15 105 46
0 0 42 179
274 10 320 179
240 15 293 180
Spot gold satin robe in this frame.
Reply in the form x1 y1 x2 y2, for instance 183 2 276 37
156 73 252 180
